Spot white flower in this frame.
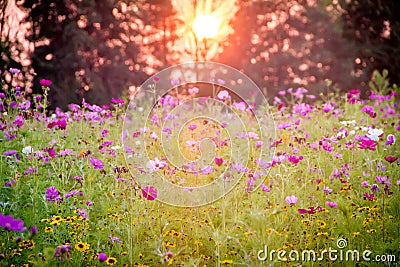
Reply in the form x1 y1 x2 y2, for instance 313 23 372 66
135 141 141 146
340 120 356 126
367 128 384 141
349 130 355 135
22 146 33 154
111 145 121 150
138 107 144 112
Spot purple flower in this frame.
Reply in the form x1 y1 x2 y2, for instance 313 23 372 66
323 186 333 194
375 176 388 185
371 184 380 192
30 225 38 235
98 253 107 262
46 186 62 202
76 208 88 219
0 214 27 232
386 134 395 146
108 234 121 243
326 201 338 208
285 195 298 205
90 157 104 169
64 190 83 199
4 150 18 156
59 149 74 156
260 184 270 192
54 245 71 262
361 181 369 187
9 68 20 74
13 115 24 128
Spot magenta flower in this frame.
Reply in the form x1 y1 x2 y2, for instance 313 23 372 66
288 155 303 165
285 195 298 205
39 79 52 87
0 214 27 232
111 98 124 106
298 206 322 214
188 124 197 130
142 185 157 200
358 139 377 151
214 157 224 166
98 253 107 262
90 157 104 169
326 201 337 208
46 186 62 202
384 156 398 163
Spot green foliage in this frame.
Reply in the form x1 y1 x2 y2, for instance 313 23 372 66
339 0 400 87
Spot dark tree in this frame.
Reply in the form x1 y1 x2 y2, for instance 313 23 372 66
218 0 359 97
339 0 400 87
1 0 24 90
20 0 148 109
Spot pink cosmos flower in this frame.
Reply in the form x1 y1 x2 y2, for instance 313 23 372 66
285 195 298 205
201 165 213 175
326 201 337 208
384 156 398 163
90 157 104 169
142 186 157 200
288 155 303 165
358 139 377 151
146 157 167 172
214 157 224 166
39 79 52 87
188 124 197 130
217 90 230 101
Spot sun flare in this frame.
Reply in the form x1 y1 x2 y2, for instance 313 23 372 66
172 0 238 61
192 14 221 40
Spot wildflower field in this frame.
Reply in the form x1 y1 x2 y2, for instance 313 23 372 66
0 67 399 267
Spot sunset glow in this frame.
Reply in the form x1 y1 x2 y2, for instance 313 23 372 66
192 14 220 40
172 0 238 61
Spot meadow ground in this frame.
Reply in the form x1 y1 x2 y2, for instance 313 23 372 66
0 69 399 266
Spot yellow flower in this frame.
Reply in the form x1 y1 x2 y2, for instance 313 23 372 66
120 251 128 256
75 242 90 252
220 259 233 264
45 227 53 233
165 241 176 248
366 229 376 233
281 133 290 143
106 257 117 265
352 232 361 237
316 220 326 228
